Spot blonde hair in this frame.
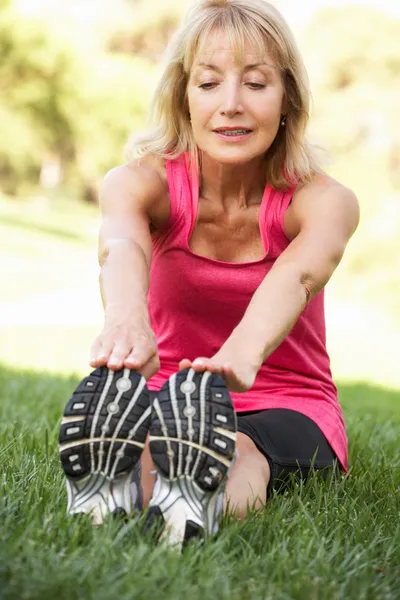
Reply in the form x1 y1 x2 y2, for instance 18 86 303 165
127 0 322 188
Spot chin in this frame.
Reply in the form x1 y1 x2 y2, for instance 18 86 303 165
204 147 264 166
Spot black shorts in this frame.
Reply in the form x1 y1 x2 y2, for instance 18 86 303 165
237 408 341 497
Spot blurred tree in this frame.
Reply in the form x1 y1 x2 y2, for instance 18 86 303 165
70 54 156 202
0 0 80 194
304 6 400 162
107 0 188 60
0 0 155 198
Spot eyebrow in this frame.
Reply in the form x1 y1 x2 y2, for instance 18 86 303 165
195 62 275 73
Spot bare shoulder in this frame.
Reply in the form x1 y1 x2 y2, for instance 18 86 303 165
293 173 357 203
101 154 170 231
284 173 360 240
126 153 168 191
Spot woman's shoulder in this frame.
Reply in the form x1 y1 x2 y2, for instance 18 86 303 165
123 153 171 231
284 172 359 239
293 172 355 201
122 153 168 194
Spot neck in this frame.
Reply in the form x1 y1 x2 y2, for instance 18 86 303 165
198 151 267 210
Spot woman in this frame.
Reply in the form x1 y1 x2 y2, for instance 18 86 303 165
59 0 359 547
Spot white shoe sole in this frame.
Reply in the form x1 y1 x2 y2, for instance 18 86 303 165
148 369 237 548
59 367 151 524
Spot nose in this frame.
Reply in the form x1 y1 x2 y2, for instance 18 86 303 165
219 81 243 117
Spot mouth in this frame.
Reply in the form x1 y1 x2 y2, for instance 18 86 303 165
213 128 253 137
213 128 253 142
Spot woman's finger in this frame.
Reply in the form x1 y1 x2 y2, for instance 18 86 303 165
125 339 157 369
91 340 114 367
191 357 211 371
207 363 223 374
89 337 103 367
179 358 192 370
139 354 161 381
108 342 132 370
191 358 224 374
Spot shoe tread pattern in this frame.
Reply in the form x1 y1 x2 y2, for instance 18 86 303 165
59 367 150 479
150 369 237 492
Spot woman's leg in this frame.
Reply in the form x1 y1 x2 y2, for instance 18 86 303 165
141 436 156 508
224 432 270 519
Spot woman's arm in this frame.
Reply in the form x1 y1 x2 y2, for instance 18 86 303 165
180 177 360 391
90 158 169 380
232 179 360 363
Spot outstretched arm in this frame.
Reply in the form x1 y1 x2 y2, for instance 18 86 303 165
180 178 360 391
90 158 168 380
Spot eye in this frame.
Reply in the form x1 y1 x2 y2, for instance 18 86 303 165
246 82 266 90
198 82 218 90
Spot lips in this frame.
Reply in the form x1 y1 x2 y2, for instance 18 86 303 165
213 127 253 133
213 128 253 140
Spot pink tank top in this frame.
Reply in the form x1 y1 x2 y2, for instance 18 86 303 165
147 153 348 470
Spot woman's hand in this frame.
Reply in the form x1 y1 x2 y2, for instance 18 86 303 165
90 308 160 381
178 344 261 393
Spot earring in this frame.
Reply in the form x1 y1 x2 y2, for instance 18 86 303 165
281 115 287 127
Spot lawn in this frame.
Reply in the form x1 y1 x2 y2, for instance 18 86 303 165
0 194 399 599
0 366 399 599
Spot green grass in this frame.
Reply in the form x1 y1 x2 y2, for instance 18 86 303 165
0 365 399 600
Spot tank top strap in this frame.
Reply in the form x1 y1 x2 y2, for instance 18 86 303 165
156 153 297 260
152 153 194 249
262 183 297 259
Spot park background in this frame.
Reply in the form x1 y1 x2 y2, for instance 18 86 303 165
1 1 399 598
1 0 400 386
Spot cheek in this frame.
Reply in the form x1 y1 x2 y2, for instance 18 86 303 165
189 96 214 127
255 101 283 130
255 85 284 117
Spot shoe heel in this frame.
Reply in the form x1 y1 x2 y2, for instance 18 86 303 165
65 468 137 525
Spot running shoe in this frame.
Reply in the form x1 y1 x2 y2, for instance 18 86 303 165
147 368 237 548
59 367 151 524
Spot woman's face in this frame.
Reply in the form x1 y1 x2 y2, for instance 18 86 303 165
187 30 286 166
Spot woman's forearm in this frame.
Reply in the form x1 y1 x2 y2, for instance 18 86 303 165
230 262 309 365
99 239 150 320
90 237 159 374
